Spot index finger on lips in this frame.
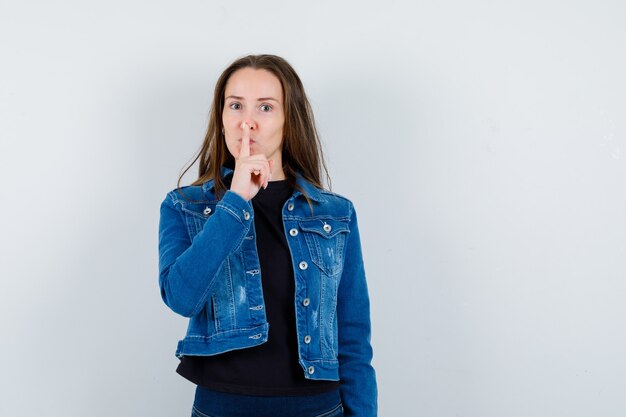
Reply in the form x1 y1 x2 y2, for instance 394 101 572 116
239 121 250 159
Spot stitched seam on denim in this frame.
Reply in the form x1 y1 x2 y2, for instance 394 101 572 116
314 402 343 417
218 193 252 221
302 358 339 365
167 193 198 244
328 281 338 357
316 289 323 358
182 207 215 219
183 325 267 339
226 258 236 327
301 228 349 239
168 185 207 203
336 234 346 272
193 216 202 235
284 215 351 221
167 191 179 206
313 231 323 271
192 405 211 417
320 189 352 201
220 205 243 223
213 294 221 330
321 273 332 356
211 296 217 331
166 192 189 235
336 235 346 275
185 214 196 238
298 220 350 236
302 232 322 273
190 263 227 318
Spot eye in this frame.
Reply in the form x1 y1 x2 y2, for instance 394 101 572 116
259 104 272 112
228 102 241 110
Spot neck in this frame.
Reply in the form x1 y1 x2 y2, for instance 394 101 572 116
271 166 286 181
269 152 286 181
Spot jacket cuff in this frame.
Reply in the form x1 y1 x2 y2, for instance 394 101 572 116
217 190 254 224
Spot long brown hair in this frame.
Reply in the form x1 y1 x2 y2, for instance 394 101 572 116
177 54 330 202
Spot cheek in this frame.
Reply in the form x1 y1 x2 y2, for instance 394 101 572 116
222 113 237 133
225 139 238 158
222 130 238 157
273 122 285 145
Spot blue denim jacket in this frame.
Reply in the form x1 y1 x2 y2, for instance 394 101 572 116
158 167 377 416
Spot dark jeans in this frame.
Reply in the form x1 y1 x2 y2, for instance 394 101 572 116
191 386 344 417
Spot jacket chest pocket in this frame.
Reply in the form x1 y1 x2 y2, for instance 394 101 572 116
299 219 350 276
182 202 217 239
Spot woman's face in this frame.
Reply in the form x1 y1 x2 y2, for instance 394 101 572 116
222 67 285 162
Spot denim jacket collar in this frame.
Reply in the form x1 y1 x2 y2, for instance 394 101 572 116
201 166 326 203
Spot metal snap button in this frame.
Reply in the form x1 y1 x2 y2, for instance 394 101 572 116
243 211 250 221
289 228 298 237
299 261 308 270
308 366 315 374
287 202 294 211
323 223 332 233
203 207 212 215
304 335 311 344
302 298 310 307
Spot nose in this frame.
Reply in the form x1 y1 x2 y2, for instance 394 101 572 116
241 120 256 130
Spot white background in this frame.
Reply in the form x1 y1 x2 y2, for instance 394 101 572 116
1 1 625 416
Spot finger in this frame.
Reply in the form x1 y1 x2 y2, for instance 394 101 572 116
265 160 271 188
239 121 250 159
245 160 270 185
248 160 270 189
246 155 270 185
264 160 274 189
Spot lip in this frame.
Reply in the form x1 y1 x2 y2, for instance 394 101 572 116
238 138 256 143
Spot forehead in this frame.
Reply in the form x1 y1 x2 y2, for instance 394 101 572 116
224 68 283 99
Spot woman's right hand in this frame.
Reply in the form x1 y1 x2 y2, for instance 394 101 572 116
230 122 274 201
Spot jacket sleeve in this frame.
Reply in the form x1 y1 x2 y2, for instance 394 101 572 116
337 203 378 416
158 190 253 317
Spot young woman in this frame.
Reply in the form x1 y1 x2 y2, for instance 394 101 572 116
158 54 377 417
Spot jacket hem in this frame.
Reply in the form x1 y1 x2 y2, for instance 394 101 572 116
299 358 340 381
175 323 269 358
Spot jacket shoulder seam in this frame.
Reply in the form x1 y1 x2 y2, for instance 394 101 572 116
319 190 352 204
318 190 354 219
167 185 212 205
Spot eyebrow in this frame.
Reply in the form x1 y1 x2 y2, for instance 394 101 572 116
225 95 280 103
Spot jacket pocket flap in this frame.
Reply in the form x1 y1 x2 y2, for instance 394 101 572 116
298 219 350 238
181 202 217 219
